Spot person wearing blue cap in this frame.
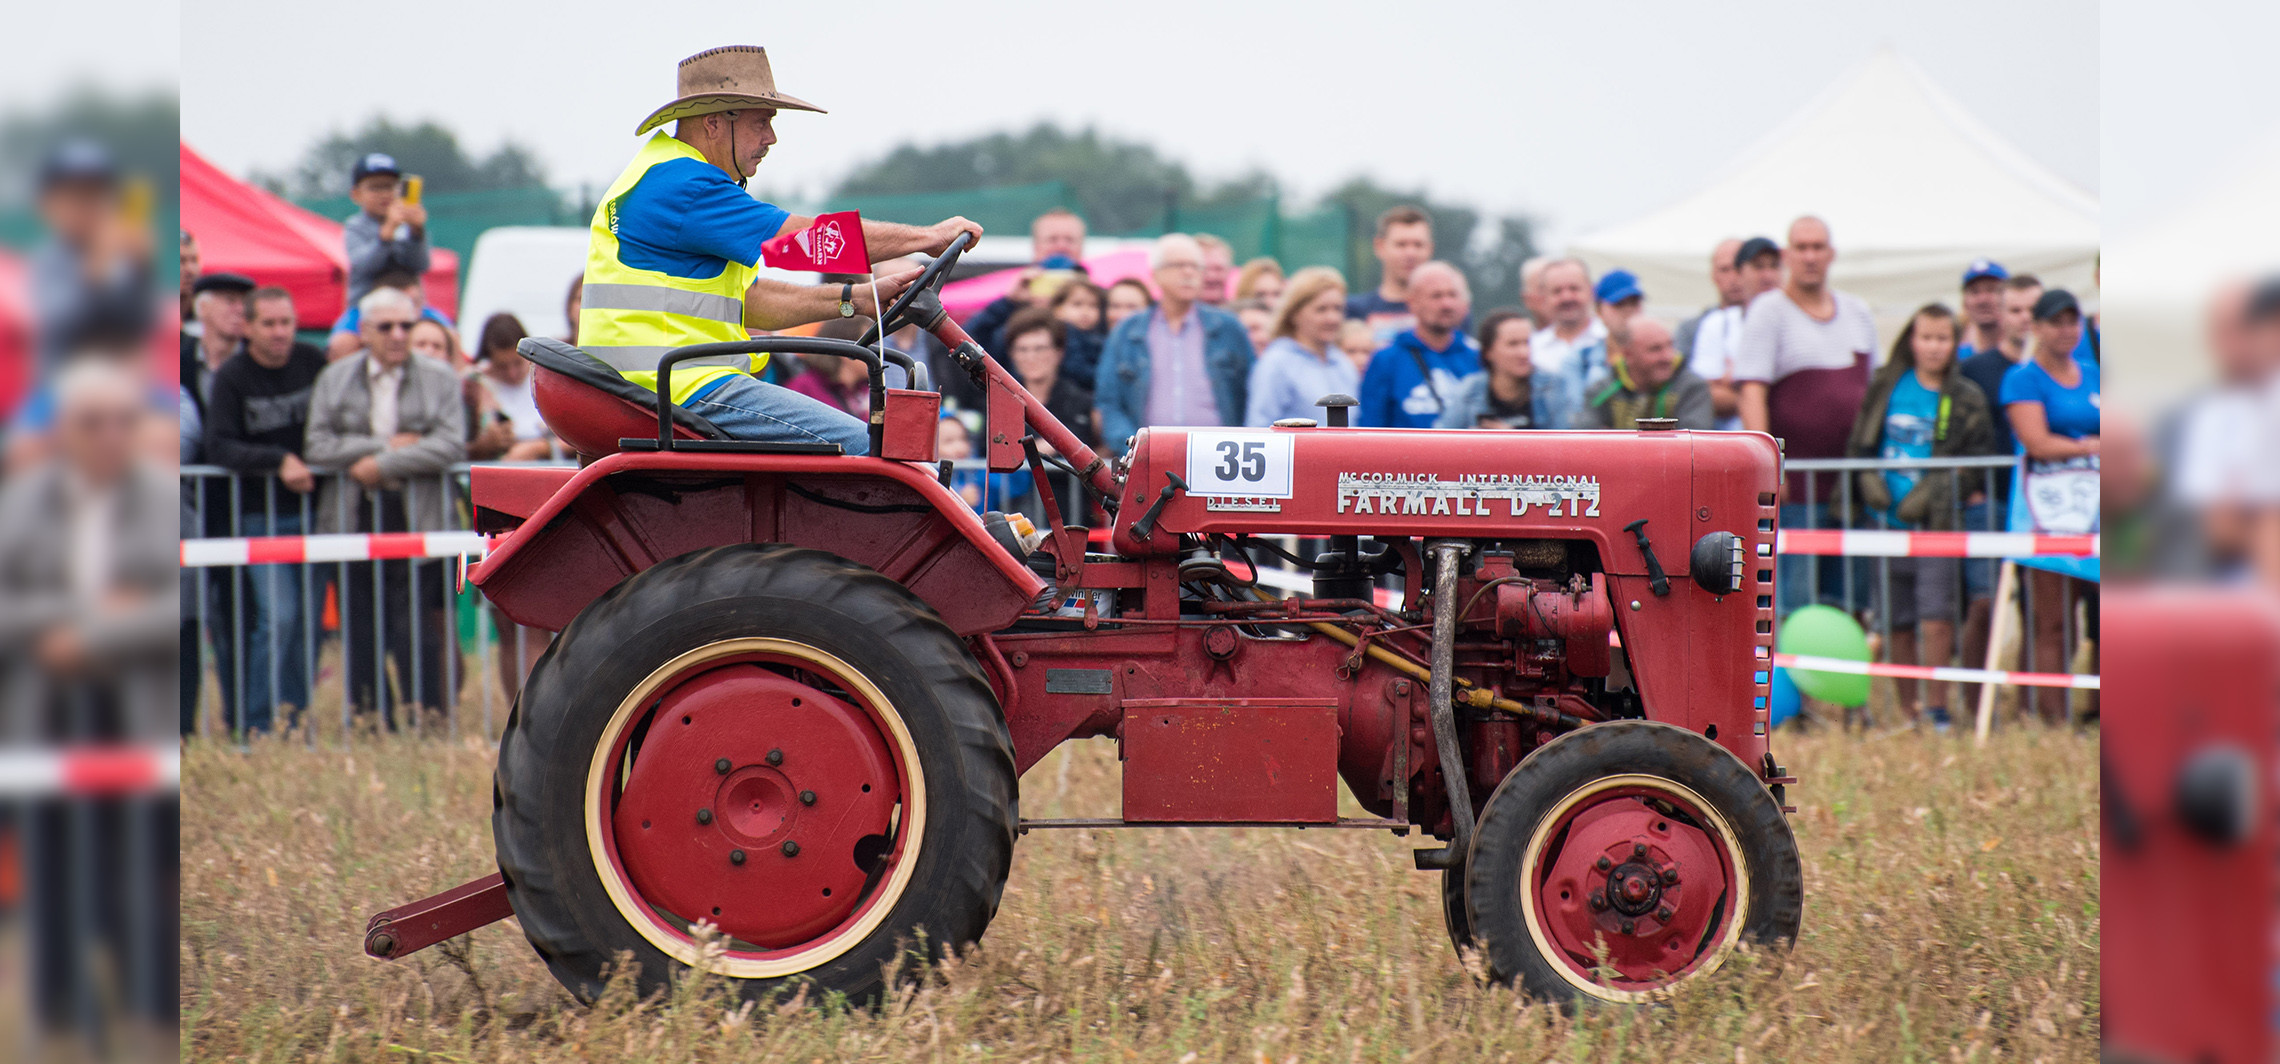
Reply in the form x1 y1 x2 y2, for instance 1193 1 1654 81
30 139 153 372
343 151 431 305
1594 269 1646 376
1958 258 2009 358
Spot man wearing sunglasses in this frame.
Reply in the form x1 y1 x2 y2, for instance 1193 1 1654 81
305 286 465 729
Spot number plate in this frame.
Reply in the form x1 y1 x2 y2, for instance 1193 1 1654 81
1184 432 1295 499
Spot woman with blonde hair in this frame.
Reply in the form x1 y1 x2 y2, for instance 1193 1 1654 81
1244 266 1360 426
1233 256 1286 306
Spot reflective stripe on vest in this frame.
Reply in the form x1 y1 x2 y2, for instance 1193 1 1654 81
580 131 765 403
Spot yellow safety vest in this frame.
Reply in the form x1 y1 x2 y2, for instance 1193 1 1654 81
579 131 767 403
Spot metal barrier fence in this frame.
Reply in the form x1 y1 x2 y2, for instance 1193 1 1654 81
181 452 2093 741
182 463 517 744
179 459 1039 744
1783 454 2095 724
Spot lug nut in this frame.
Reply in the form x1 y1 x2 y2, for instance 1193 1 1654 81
1620 918 1635 935
696 808 713 825
1663 868 1680 885
1632 842 1647 859
729 849 746 865
781 840 800 857
799 790 816 805
766 748 784 766
715 758 732 775
1595 856 1612 872
1588 891 1608 911
1656 906 1673 921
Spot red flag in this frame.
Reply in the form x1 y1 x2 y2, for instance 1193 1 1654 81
760 210 871 274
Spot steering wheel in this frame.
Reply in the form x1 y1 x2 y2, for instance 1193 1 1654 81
863 231 972 346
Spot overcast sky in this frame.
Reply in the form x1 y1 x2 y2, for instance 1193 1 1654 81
178 0 2095 247
2 4 176 107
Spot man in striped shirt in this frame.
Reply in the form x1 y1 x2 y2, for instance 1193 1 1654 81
1736 215 1878 616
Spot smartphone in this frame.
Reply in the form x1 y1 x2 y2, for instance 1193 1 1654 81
402 174 424 206
120 176 153 228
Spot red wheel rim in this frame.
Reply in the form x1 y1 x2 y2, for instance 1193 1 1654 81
584 639 926 978
1518 774 1747 999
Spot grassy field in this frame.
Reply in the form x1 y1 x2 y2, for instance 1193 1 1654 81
182 715 2097 1063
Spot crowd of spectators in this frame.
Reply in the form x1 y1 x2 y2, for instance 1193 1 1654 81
172 152 580 735
162 146 2129 735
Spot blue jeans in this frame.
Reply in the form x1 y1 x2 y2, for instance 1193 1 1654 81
238 509 312 734
684 375 870 455
1960 500 1997 600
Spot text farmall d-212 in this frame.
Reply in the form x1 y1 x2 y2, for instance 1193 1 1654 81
364 236 1803 1007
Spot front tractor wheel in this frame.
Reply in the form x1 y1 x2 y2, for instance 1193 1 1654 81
1463 721 1802 1005
492 544 1017 1007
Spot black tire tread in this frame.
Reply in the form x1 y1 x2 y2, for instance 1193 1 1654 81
1462 720 1802 1003
492 543 1016 1006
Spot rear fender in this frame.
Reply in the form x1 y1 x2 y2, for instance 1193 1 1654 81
471 453 1043 636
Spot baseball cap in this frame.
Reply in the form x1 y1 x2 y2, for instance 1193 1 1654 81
2030 288 2081 322
1595 269 1644 306
1962 259 2009 285
190 272 257 297
37 139 118 190
2247 275 2280 323
1733 237 1780 269
351 152 402 183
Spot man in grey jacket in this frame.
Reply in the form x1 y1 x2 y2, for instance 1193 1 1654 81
305 287 463 728
342 152 430 306
0 360 180 1035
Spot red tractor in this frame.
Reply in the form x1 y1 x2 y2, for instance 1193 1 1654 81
364 236 1803 1007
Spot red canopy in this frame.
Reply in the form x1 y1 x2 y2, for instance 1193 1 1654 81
0 250 31 415
940 248 1155 323
180 144 458 330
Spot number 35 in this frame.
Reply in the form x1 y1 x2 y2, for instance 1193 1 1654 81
1214 440 1266 482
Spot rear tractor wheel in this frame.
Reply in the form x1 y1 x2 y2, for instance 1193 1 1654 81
492 544 1017 1007
1460 721 1802 1005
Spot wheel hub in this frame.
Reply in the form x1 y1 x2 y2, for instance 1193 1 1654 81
1534 789 1733 987
611 663 901 950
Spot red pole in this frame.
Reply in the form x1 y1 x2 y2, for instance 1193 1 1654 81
925 314 1119 502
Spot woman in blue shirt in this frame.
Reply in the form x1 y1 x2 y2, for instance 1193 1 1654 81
1245 267 1362 426
1998 287 2099 725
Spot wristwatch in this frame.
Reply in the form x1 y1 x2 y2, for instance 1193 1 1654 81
838 283 855 318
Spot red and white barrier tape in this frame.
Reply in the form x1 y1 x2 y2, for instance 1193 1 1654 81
1775 652 2098 690
1776 529 2097 558
177 528 2092 569
0 746 181 796
180 531 488 568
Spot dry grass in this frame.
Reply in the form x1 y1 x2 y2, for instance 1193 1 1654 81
182 712 2096 1063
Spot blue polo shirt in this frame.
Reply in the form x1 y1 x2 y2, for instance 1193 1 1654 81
613 157 792 277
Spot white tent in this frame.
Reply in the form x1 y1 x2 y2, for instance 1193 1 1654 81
2099 135 2280 415
1570 48 2098 319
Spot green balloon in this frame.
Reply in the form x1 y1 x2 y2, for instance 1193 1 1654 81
1777 604 1871 707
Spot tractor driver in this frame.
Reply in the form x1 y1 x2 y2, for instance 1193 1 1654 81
579 46 984 454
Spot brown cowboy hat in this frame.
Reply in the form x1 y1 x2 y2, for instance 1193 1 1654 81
634 46 826 136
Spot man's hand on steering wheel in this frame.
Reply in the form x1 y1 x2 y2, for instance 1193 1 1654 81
853 267 926 318
928 216 984 255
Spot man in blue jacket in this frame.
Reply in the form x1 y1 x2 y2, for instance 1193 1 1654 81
1359 262 1477 427
1094 233 1255 455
